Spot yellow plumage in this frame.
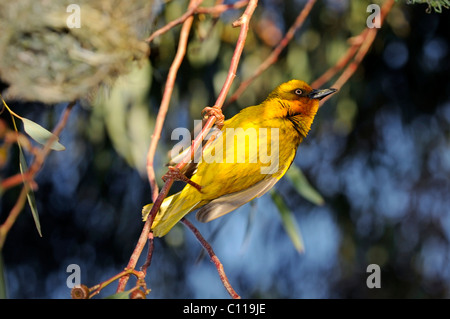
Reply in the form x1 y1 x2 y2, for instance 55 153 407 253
143 79 337 237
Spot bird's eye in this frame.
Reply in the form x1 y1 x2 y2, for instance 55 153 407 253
294 89 303 95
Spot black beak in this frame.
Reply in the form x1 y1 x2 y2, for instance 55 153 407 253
309 88 337 100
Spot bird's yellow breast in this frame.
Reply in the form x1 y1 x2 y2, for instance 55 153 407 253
189 104 304 201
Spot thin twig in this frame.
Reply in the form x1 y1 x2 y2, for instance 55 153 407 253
1 171 28 191
146 0 200 203
146 0 248 43
0 101 76 249
310 30 368 89
28 101 76 177
117 0 201 292
181 218 240 299
319 0 395 106
117 0 259 294
119 158 177 291
119 0 199 283
196 0 248 14
89 268 145 299
140 232 154 276
146 0 204 43
0 101 75 191
0 186 28 250
225 0 317 107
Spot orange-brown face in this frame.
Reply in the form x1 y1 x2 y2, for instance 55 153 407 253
267 79 337 118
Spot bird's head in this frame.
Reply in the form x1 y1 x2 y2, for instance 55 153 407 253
263 79 337 137
266 79 337 118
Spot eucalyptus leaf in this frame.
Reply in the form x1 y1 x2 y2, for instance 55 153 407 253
271 190 305 254
286 164 324 206
8 112 43 237
25 186 42 238
19 150 42 237
21 118 65 151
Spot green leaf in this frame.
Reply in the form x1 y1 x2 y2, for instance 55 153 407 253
21 118 65 151
286 164 324 206
19 149 42 237
271 190 305 253
2 97 43 237
105 290 132 299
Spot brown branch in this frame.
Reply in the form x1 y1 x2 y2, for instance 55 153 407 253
310 29 368 89
88 268 146 299
151 0 258 243
0 186 28 250
331 30 377 91
140 232 154 276
146 0 249 43
145 0 204 43
117 0 259 295
225 0 317 107
318 0 395 106
28 101 76 177
116 178 174 294
1 102 75 191
120 0 199 291
146 0 200 203
1 171 28 191
196 0 249 15
0 101 75 250
181 218 240 299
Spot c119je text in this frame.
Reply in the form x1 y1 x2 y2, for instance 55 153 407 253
183 302 266 316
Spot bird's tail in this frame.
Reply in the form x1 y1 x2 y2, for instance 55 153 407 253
142 190 201 237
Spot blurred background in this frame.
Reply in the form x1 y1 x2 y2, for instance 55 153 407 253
0 0 449 298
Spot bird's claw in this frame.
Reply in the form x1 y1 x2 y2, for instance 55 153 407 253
162 166 203 193
202 106 225 130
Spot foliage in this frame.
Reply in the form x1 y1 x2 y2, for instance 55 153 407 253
401 0 450 13
0 0 449 299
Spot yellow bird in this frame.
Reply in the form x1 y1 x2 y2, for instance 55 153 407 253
143 80 337 237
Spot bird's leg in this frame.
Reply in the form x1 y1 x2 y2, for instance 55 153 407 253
202 105 225 130
162 166 203 193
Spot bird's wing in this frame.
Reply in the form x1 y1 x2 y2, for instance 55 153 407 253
195 176 279 223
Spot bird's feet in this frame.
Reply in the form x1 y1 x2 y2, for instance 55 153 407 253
162 166 203 193
202 106 225 130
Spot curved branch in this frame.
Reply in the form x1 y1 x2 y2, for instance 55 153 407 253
182 218 240 299
310 30 368 89
225 0 317 107
117 0 259 295
319 0 395 106
0 101 75 250
118 0 199 293
146 0 200 203
146 0 204 43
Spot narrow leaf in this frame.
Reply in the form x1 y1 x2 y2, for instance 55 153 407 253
286 164 324 206
2 97 43 236
21 118 65 151
271 190 305 253
19 150 42 237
